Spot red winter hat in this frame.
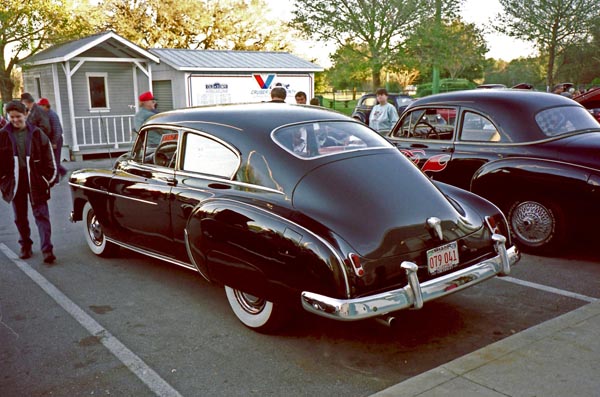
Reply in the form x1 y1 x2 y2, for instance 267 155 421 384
139 91 155 102
38 98 50 106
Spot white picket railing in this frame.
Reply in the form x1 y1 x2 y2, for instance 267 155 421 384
74 114 136 149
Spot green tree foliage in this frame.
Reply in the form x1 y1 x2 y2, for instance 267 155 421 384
406 19 487 80
555 21 600 86
0 0 97 102
483 57 545 87
327 43 372 90
291 0 426 89
101 0 293 51
100 0 207 49
495 0 600 88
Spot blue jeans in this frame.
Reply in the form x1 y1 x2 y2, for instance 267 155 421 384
12 186 53 253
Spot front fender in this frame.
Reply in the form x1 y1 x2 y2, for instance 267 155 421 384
470 157 595 208
185 199 350 306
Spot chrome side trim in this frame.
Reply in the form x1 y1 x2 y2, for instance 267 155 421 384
68 183 158 206
301 243 520 321
105 237 197 272
174 170 285 196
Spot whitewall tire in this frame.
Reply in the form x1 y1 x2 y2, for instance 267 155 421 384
83 202 118 257
224 286 287 332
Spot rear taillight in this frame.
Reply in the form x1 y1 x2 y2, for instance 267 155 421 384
485 216 500 235
348 253 365 277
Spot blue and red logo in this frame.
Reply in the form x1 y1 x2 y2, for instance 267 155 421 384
253 74 275 89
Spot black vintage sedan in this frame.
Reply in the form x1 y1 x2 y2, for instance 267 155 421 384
69 103 519 332
387 89 600 254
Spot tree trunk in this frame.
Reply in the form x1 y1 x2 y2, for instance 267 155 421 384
0 71 15 105
546 45 556 90
372 66 382 90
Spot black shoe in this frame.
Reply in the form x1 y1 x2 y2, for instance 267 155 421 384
19 247 32 259
43 251 56 264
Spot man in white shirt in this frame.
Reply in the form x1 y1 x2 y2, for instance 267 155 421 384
369 88 399 134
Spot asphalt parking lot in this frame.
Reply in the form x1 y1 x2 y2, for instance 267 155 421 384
1 157 599 396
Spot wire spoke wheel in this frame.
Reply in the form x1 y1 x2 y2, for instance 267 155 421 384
508 198 566 254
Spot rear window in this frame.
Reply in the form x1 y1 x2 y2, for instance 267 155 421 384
272 121 391 159
535 106 599 136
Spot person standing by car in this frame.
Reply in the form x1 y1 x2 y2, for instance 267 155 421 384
294 91 307 104
38 98 67 182
369 88 399 134
270 87 287 102
0 101 57 263
134 91 158 132
21 92 51 139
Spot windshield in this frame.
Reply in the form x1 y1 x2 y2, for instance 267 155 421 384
535 106 599 137
272 120 392 159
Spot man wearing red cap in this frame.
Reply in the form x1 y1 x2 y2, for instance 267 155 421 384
134 91 157 132
38 98 67 181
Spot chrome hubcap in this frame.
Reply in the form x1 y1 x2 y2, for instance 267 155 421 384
511 201 553 245
233 290 266 314
87 212 104 246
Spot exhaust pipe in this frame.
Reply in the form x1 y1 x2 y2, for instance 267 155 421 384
375 315 397 327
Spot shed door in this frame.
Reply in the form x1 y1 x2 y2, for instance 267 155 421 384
153 80 174 112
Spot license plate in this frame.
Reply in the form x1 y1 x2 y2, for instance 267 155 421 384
427 241 460 275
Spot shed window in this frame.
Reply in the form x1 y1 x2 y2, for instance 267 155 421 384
86 73 109 110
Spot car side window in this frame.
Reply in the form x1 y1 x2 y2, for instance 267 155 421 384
182 132 239 178
460 112 502 142
392 108 455 140
138 128 179 167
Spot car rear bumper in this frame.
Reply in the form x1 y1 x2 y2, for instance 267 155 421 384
301 234 519 321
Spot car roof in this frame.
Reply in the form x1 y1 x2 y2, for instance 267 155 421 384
148 102 349 133
144 103 372 192
410 89 576 111
406 89 583 141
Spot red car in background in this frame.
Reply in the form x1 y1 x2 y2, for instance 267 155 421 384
574 87 600 123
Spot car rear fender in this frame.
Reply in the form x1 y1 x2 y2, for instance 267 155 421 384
434 181 511 245
185 198 351 306
471 157 594 209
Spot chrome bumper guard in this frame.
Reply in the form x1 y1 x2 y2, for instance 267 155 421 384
301 234 519 321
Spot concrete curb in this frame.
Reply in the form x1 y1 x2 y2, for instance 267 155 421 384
371 301 600 397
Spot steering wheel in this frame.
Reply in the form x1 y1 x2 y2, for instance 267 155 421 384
414 120 439 139
153 141 177 167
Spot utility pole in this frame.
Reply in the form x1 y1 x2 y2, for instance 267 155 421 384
432 0 441 94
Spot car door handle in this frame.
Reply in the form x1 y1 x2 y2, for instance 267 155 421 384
441 146 454 152
159 176 177 186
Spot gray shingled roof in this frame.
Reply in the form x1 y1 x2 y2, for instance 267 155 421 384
149 48 322 72
23 31 159 65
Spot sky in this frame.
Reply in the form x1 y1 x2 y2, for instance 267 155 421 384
266 0 536 67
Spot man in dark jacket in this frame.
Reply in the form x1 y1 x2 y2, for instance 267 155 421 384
38 98 67 181
0 101 57 263
21 92 51 140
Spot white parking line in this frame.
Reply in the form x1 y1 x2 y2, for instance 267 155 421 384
0 243 183 397
499 276 599 303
